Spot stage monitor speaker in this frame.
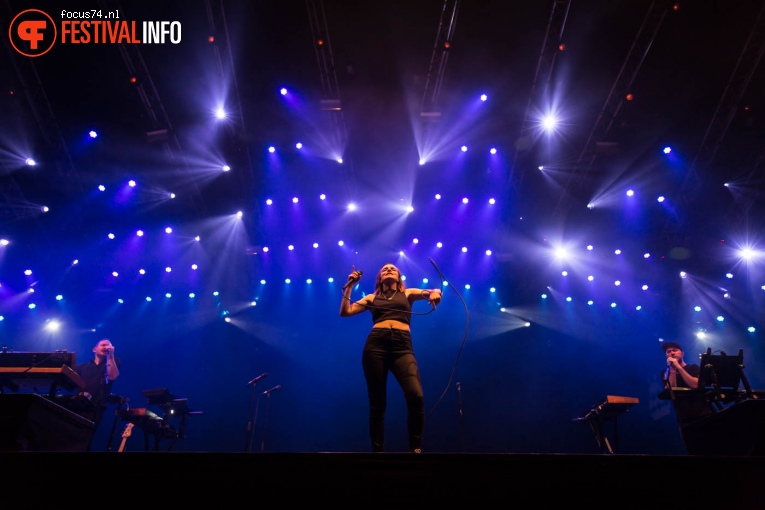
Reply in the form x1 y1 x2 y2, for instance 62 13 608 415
0 394 94 452
681 399 765 456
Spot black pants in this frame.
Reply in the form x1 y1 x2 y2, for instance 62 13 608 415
361 327 424 452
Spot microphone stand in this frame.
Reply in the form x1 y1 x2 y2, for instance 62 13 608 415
260 391 274 452
244 382 262 452
106 397 129 452
107 408 120 452
456 382 466 452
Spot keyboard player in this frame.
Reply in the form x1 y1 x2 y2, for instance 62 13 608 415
74 338 121 448
661 341 714 443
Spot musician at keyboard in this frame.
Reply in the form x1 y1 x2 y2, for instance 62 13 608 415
75 338 122 449
661 341 714 441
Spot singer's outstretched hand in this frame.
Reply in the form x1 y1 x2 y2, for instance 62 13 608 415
424 289 442 309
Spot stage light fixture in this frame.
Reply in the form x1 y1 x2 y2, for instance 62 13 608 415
320 99 341 110
146 129 168 142
420 111 441 122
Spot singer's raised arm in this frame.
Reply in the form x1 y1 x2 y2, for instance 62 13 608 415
339 267 371 316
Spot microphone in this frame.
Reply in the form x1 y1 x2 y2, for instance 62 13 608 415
664 361 671 381
456 382 461 392
342 270 363 290
263 385 281 395
246 373 268 386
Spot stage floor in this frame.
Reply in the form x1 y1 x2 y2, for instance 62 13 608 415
2 452 763 508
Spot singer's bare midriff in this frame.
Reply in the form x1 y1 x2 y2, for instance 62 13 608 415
372 320 410 332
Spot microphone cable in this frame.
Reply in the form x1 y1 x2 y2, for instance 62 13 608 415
424 257 469 422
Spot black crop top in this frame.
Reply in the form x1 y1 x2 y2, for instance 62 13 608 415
370 291 411 325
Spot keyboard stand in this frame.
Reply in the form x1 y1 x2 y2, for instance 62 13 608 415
575 395 639 454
